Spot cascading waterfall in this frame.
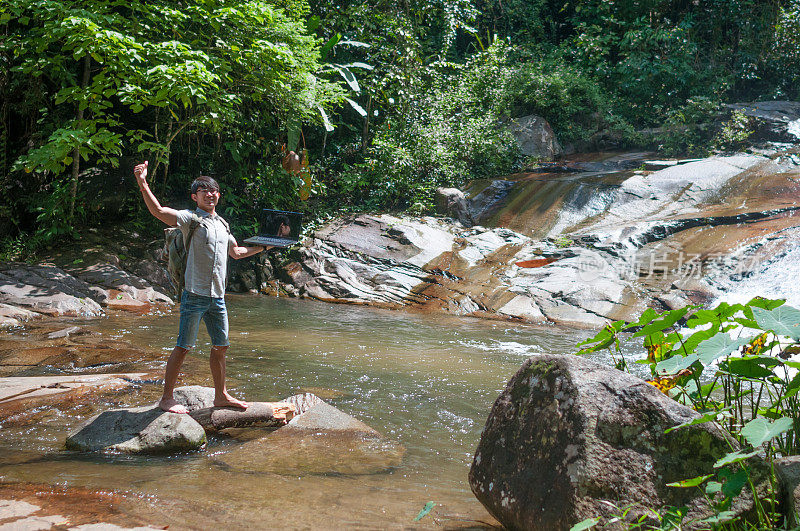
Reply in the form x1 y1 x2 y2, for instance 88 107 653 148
713 245 800 308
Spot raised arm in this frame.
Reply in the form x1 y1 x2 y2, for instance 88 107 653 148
134 161 180 227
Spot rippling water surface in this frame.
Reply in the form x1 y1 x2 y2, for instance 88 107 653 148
0 295 596 528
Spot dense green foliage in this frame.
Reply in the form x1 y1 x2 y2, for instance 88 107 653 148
2 0 800 256
1 0 340 248
578 298 800 528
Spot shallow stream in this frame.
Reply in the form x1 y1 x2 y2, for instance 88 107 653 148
0 296 606 529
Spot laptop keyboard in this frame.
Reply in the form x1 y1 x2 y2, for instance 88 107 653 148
245 236 296 246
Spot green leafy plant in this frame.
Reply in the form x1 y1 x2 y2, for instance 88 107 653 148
578 297 800 528
714 111 756 152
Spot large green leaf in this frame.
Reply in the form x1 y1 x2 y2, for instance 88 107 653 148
317 105 334 132
577 320 625 354
319 32 341 60
655 354 698 375
345 97 367 117
666 474 712 487
740 416 793 447
720 468 748 498
331 63 360 92
569 518 600 531
745 297 785 311
721 356 781 379
664 408 730 433
696 333 751 365
753 305 800 340
674 327 717 357
697 511 738 525
633 307 690 338
713 449 759 468
622 308 658 331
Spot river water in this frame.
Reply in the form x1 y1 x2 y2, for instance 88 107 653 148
0 295 601 529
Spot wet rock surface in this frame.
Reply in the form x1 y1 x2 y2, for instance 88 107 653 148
61 386 394 467
468 354 768 530
216 398 405 475
0 483 163 530
275 145 800 327
0 259 171 319
726 101 800 142
0 373 147 411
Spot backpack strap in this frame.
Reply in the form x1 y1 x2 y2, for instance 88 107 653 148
184 214 202 251
216 215 230 234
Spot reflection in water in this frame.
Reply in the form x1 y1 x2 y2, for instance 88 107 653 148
0 296 591 528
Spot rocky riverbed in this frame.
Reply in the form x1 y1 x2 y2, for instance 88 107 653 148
2 101 800 528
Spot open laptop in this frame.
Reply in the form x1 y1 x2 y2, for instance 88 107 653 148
243 209 303 247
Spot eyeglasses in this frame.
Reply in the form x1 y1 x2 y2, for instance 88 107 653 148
196 188 220 195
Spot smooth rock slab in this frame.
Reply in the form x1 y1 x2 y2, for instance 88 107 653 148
0 374 147 408
215 400 404 475
0 303 40 327
65 406 206 454
469 354 765 530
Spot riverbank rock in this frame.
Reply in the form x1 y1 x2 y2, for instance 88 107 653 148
0 374 147 419
469 354 766 530
0 303 40 327
0 263 103 316
435 187 473 227
726 101 800 142
776 456 800 527
282 213 643 327
0 260 171 317
228 251 276 293
215 396 405 475
65 405 207 454
508 114 563 161
66 262 171 307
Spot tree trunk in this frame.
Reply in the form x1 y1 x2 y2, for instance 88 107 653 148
362 93 372 154
161 116 173 190
68 55 91 222
188 401 296 432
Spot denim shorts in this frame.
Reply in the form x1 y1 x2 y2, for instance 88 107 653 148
176 291 230 349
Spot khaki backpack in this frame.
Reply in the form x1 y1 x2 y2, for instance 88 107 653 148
164 214 230 298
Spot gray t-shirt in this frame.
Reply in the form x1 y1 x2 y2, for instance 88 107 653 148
176 208 236 298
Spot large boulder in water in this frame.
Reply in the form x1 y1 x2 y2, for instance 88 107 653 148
435 187 473 227
65 406 207 454
507 115 563 161
469 354 766 530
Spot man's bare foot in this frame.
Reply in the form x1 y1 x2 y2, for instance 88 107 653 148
159 398 189 414
213 392 248 409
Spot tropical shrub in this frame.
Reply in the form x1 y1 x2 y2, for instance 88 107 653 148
577 298 800 528
1 0 341 243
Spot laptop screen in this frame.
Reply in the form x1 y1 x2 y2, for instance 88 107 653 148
258 209 303 240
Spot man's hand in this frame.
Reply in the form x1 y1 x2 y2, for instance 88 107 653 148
134 161 149 187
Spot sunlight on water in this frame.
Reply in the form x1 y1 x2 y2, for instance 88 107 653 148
0 296 592 528
715 246 800 309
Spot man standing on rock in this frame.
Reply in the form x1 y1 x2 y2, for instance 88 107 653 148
134 161 266 413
